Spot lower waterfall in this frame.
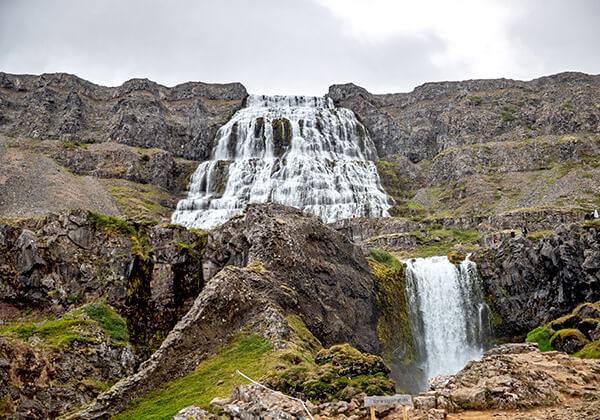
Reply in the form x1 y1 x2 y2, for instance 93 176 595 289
403 255 492 391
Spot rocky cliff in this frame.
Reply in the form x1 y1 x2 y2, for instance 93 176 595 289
0 208 205 356
0 72 246 161
329 72 600 162
474 220 600 339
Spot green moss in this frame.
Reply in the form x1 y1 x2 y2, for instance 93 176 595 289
526 326 555 352
0 307 122 349
469 96 482 105
369 248 403 271
265 343 395 403
562 103 574 111
575 340 600 359
62 141 88 149
114 334 273 419
448 251 466 265
82 302 128 344
501 105 517 122
368 258 414 365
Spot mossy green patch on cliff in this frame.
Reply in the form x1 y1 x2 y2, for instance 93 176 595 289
113 334 273 420
526 301 600 358
102 179 174 222
82 302 128 344
526 326 555 352
0 302 128 348
368 253 415 366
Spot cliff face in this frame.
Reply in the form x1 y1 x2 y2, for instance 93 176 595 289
0 208 204 354
473 221 600 338
0 72 247 161
328 72 600 162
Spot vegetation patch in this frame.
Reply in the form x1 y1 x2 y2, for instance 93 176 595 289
526 301 600 358
264 343 395 402
0 303 128 349
114 334 273 420
82 302 128 344
526 326 555 352
501 105 517 122
368 252 415 367
102 180 175 222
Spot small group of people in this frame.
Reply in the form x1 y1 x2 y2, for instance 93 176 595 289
584 209 599 220
493 226 527 244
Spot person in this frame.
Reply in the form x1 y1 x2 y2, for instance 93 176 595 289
595 209 599 219
510 231 516 238
585 213 591 221
522 226 528 238
493 237 498 244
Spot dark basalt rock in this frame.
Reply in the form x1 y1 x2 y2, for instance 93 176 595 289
473 222 600 338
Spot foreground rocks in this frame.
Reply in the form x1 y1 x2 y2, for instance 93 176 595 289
206 343 600 420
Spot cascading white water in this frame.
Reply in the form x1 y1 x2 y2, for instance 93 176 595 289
404 256 491 387
171 94 392 229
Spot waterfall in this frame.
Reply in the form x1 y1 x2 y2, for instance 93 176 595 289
404 256 492 389
171 94 392 229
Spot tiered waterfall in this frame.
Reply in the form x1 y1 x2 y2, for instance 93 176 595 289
171 95 392 229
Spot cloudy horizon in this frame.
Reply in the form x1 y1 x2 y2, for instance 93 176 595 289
1 0 598 95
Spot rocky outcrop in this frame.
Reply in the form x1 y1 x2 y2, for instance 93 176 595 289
329 73 600 162
202 203 381 353
474 222 600 338
0 307 136 419
67 203 383 419
414 343 600 419
0 72 247 161
0 208 204 353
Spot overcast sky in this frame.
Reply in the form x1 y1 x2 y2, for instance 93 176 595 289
0 0 598 95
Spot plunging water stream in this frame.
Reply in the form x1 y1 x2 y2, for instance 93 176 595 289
403 256 492 391
171 94 392 229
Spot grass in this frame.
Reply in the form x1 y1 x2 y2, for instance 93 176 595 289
113 334 274 420
82 302 128 344
87 211 153 258
0 302 127 348
396 227 480 259
103 181 174 222
369 248 404 271
526 326 555 352
501 105 517 122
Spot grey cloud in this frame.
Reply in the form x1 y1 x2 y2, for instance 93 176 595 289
0 0 597 95
508 0 600 76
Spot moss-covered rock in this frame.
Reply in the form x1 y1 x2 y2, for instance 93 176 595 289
272 118 292 157
448 250 466 265
550 328 589 354
526 300 600 358
264 343 395 403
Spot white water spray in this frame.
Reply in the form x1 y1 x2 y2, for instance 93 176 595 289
404 256 491 386
171 94 392 229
